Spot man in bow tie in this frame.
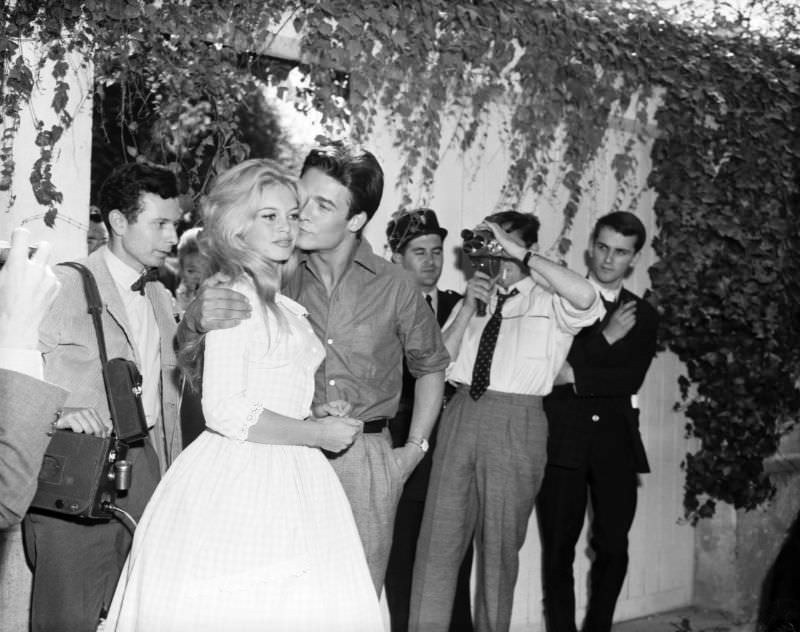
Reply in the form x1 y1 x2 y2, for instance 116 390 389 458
24 163 184 632
538 211 659 632
410 211 604 632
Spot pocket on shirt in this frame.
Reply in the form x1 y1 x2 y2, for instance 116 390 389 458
520 314 551 358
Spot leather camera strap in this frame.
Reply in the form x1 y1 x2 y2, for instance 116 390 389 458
58 262 121 437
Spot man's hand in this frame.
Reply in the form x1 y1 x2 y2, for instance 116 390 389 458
54 407 113 437
182 279 251 334
484 220 527 261
463 271 495 315
0 228 60 350
392 444 425 482
603 300 637 345
312 399 352 418
315 416 363 453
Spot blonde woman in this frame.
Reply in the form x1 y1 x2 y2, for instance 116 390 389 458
104 159 382 631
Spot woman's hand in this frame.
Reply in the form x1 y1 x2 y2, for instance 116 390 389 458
315 416 362 453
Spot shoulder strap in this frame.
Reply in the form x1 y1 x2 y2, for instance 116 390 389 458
59 262 110 365
58 262 128 438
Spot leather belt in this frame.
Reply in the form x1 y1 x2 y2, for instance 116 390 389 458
363 417 389 433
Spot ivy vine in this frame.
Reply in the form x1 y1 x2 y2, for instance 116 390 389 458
2 0 798 522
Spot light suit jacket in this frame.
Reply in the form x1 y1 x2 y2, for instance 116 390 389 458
0 369 68 528
38 249 182 472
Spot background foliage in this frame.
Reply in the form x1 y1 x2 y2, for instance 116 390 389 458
2 0 798 521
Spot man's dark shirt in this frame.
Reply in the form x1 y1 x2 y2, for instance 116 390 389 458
284 238 450 421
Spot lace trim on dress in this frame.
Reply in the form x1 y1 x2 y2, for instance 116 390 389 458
238 401 264 439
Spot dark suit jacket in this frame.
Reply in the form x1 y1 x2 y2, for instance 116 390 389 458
544 288 658 473
0 369 68 528
391 289 461 501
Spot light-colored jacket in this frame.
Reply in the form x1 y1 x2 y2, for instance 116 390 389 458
0 369 68 528
38 249 182 471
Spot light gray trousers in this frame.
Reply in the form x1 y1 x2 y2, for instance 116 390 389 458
328 427 404 593
410 387 548 632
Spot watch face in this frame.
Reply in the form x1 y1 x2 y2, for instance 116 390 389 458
409 437 429 452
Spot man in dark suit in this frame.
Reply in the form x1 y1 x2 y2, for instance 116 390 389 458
538 211 659 632
384 208 473 632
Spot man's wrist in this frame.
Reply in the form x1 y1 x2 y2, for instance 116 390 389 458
522 250 539 268
406 435 429 453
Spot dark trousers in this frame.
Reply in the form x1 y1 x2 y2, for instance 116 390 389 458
386 495 474 632
23 441 160 632
537 430 638 632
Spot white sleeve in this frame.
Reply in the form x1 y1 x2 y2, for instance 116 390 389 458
201 308 264 441
0 349 43 380
551 288 606 335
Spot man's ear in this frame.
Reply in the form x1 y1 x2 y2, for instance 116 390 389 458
528 242 540 253
391 251 403 264
347 211 367 234
629 249 642 269
107 209 128 237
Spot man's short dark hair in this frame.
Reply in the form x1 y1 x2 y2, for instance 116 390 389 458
592 211 646 253
301 141 384 222
98 163 180 227
485 211 540 248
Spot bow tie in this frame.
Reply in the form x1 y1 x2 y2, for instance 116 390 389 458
130 268 160 295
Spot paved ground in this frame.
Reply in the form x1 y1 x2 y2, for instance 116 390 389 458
614 607 754 632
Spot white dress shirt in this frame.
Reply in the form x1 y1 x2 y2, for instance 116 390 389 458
588 276 621 303
103 247 162 429
423 289 438 317
0 349 43 379
444 276 604 396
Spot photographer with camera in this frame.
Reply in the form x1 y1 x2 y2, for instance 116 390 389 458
0 227 65 529
409 211 604 632
23 164 184 632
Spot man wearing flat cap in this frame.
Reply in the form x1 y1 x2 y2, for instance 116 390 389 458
385 208 473 632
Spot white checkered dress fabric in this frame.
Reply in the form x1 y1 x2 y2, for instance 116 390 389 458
103 279 383 631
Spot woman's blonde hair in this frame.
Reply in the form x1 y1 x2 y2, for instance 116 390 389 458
179 159 303 388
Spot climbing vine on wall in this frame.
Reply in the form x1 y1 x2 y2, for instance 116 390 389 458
2 0 799 522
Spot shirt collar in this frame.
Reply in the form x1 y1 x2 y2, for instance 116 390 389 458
351 237 379 274
275 293 308 317
423 288 438 311
588 276 621 303
103 246 144 290
299 237 379 276
497 275 534 297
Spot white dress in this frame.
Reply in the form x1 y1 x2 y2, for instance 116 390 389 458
104 279 383 631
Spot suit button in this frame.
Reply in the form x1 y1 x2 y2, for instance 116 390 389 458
591 414 600 422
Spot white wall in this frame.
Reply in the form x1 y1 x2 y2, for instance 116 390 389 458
0 38 93 262
364 88 696 629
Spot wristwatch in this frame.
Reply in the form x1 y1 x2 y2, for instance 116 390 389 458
406 436 429 453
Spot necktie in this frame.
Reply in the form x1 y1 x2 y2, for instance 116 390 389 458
131 268 160 295
425 294 434 312
469 288 518 400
